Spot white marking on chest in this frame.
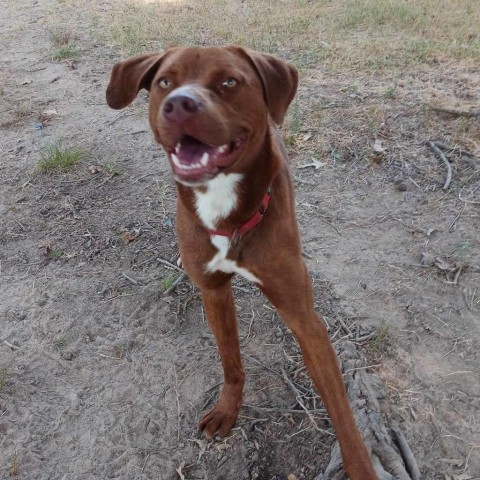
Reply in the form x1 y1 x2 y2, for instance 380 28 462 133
207 235 261 283
194 173 243 229
193 174 261 284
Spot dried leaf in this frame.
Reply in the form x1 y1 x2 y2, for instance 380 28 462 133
281 412 295 426
190 438 208 460
215 443 229 452
302 132 312 141
88 165 103 174
434 257 456 271
175 461 185 480
298 158 326 170
420 252 435 266
42 109 58 117
288 475 298 480
373 139 386 154
121 229 140 242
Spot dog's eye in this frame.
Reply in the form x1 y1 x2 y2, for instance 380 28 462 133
222 78 238 88
158 78 170 89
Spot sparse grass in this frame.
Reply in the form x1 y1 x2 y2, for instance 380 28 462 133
338 0 425 29
49 26 78 61
52 336 68 350
383 86 396 99
0 366 7 391
369 323 390 353
0 105 32 128
48 249 64 259
52 43 79 61
161 276 175 291
103 162 123 175
9 448 19 477
38 144 84 173
111 345 124 360
88 0 480 72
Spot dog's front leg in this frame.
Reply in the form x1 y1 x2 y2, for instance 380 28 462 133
259 259 378 480
198 282 245 438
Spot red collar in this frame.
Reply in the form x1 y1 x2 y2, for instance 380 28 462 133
207 187 272 238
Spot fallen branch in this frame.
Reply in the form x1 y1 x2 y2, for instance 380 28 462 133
427 141 452 190
430 105 480 118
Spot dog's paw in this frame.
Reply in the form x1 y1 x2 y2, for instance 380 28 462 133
199 391 241 439
199 404 239 438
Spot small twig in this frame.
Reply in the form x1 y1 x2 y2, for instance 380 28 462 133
96 173 116 188
430 105 480 118
392 427 421 480
122 272 139 285
245 309 255 341
157 257 184 273
98 352 121 360
244 404 326 415
293 176 316 186
343 364 381 376
164 272 187 295
431 141 477 159
427 141 452 190
449 205 466 231
335 315 352 335
281 369 334 436
107 112 135 126
461 445 480 474
174 366 181 441
459 187 480 205
3 340 20 350
232 285 252 294
134 170 163 183
445 267 462 286
354 330 378 343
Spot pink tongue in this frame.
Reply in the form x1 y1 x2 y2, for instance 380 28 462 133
177 136 212 164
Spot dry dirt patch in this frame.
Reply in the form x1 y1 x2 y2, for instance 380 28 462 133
1 0 479 479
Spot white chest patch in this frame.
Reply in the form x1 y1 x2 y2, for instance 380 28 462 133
193 174 261 284
194 173 243 229
207 235 261 283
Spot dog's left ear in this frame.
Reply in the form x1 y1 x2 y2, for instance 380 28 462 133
106 51 173 109
231 47 298 125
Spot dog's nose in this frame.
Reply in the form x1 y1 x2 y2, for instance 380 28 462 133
163 92 201 123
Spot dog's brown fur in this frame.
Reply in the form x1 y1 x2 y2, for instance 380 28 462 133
107 46 377 479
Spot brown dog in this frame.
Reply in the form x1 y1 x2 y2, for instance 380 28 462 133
106 46 377 479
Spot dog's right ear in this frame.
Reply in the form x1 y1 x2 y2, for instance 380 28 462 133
106 52 169 109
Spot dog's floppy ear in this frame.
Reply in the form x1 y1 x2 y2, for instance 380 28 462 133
231 47 298 125
106 52 170 109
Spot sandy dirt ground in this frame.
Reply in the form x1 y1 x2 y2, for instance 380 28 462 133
1 1 479 479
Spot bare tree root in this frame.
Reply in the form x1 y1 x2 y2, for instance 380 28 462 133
315 343 419 480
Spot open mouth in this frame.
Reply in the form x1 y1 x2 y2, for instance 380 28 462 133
166 134 246 184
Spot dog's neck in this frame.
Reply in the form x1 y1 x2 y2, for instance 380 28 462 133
175 127 280 234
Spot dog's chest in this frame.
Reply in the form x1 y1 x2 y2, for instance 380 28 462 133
193 174 261 284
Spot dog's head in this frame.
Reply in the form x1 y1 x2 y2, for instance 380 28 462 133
106 46 297 186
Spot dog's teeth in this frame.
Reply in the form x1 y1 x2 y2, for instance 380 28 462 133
200 152 209 166
218 144 227 154
171 153 181 166
175 142 181 153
